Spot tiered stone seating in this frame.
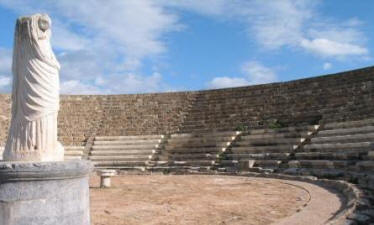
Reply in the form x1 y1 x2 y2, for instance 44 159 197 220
283 119 374 221
178 67 374 134
222 125 319 170
95 93 195 137
64 146 85 160
89 135 165 169
289 119 374 173
161 131 241 169
58 96 105 146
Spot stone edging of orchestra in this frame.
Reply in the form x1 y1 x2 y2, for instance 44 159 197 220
159 170 369 225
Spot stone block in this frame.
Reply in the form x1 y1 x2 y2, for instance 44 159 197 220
0 160 92 225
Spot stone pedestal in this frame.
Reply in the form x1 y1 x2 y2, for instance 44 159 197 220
97 169 116 188
0 160 92 225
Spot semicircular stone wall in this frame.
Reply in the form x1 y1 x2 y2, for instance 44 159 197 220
0 66 374 146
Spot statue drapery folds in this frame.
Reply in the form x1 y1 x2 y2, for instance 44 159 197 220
4 14 64 161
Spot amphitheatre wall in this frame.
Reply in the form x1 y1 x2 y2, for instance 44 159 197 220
0 66 373 146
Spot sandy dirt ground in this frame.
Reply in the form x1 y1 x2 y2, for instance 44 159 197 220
89 174 324 225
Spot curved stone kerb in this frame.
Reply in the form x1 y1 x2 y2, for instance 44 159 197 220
0 160 92 182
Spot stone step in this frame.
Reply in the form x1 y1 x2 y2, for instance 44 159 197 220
93 161 148 167
169 153 217 160
94 166 147 170
179 127 233 133
311 132 374 144
231 145 296 153
165 142 229 149
218 160 239 167
368 151 374 160
90 150 156 155
167 136 236 143
166 147 222 153
247 125 317 134
235 138 303 146
303 142 373 151
64 150 84 156
323 118 374 130
356 161 374 170
181 113 321 127
95 135 164 141
171 131 240 138
288 160 351 169
240 132 310 140
169 160 215 166
253 160 283 168
226 153 291 160
64 146 85 150
92 144 158 150
218 159 282 168
90 155 151 161
294 151 364 160
317 126 374 137
64 156 83 160
93 139 161 145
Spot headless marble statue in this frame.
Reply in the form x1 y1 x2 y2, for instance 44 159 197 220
3 14 64 161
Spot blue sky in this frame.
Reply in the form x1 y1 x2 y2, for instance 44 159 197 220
0 0 373 94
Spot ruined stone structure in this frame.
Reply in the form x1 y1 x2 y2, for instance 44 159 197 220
1 65 373 146
0 66 374 224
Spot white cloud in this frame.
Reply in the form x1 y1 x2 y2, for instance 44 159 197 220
241 61 277 84
0 76 11 87
60 80 103 95
162 0 369 59
300 38 368 57
242 0 314 49
0 48 11 74
208 61 277 89
0 48 12 92
0 0 370 94
61 72 165 94
159 0 227 16
323 62 332 70
208 77 249 89
0 0 180 94
52 22 90 51
96 72 164 94
0 76 11 92
52 0 180 59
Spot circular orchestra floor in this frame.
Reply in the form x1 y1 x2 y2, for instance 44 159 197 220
90 174 343 225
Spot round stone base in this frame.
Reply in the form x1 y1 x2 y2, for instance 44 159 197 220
0 160 92 225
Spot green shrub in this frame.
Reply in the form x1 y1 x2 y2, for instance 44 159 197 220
268 120 286 129
235 124 248 132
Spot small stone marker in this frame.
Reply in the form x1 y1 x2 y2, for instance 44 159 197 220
98 169 117 188
248 160 255 168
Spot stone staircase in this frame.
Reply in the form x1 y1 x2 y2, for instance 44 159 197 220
88 135 165 169
159 131 241 170
288 119 374 175
220 125 319 171
64 146 85 160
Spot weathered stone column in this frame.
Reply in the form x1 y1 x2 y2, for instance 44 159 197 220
0 161 92 225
